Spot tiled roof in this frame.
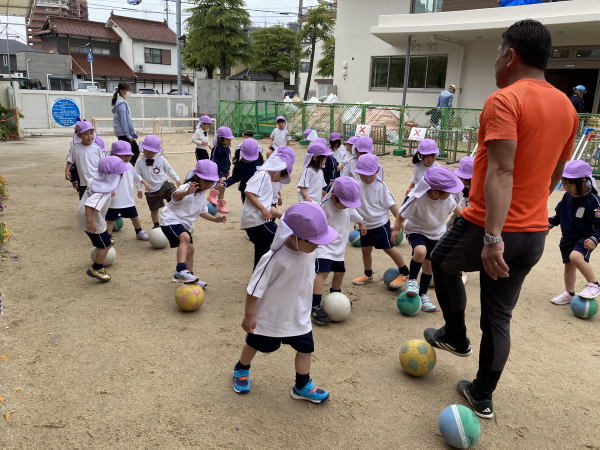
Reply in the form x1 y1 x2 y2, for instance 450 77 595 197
71 54 134 77
108 13 176 44
135 72 190 82
35 17 121 40
0 39 40 54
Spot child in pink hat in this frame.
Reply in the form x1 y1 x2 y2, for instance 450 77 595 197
298 141 332 203
161 159 227 284
405 139 440 198
267 116 291 158
548 160 600 303
233 202 337 402
192 115 213 162
209 126 234 213
352 154 410 289
66 120 105 199
394 165 463 312
220 138 264 204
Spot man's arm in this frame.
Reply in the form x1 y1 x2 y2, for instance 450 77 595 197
549 160 567 195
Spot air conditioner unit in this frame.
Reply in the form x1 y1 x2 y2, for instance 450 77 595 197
13 73 23 78
136 64 144 72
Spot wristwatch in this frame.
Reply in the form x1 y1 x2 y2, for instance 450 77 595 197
484 234 503 245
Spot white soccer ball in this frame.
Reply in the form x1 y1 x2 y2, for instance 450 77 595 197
322 292 351 322
148 227 169 249
90 246 116 266
190 224 195 235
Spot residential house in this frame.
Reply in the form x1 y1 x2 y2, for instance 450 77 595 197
27 0 89 50
0 39 40 75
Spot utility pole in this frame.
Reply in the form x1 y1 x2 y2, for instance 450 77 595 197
295 0 303 96
176 0 182 95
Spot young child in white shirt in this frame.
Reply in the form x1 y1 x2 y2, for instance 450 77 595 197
297 141 331 203
352 154 410 289
232 202 337 403
267 116 291 159
78 156 130 282
340 136 384 181
135 135 181 228
312 177 366 324
160 159 227 284
65 120 104 199
269 146 296 217
192 115 212 161
393 165 463 312
405 139 440 198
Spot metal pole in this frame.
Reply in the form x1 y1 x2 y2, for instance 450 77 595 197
91 60 93 84
26 59 30 78
295 0 303 96
6 33 11 76
402 35 411 106
176 0 182 95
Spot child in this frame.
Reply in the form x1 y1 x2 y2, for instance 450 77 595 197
270 146 296 216
405 139 440 197
192 115 213 161
322 132 343 191
232 202 337 403
340 136 383 181
453 156 474 210
135 135 181 229
312 177 366 324
220 138 264 204
209 126 233 214
95 137 109 155
267 116 291 158
548 160 600 304
329 132 347 167
78 156 130 282
105 141 151 243
161 159 227 283
392 166 463 312
298 141 332 203
65 120 104 199
338 136 358 173
352 154 410 288
240 152 294 269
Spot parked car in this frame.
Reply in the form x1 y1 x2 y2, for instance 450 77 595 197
167 89 187 95
283 89 295 99
138 88 160 95
13 78 45 90
77 82 106 92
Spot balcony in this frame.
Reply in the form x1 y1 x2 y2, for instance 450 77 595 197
413 0 566 14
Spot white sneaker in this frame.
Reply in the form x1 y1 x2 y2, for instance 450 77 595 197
420 295 437 312
136 230 149 241
577 283 600 299
551 291 574 305
174 270 199 283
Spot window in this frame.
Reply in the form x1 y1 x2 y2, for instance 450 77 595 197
145 48 162 64
91 48 110 55
413 0 443 14
370 55 448 90
551 49 570 59
576 49 600 59
300 62 310 73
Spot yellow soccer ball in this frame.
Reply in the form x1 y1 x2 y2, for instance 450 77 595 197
399 339 437 377
175 284 204 311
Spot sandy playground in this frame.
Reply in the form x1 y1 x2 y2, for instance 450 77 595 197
0 132 599 449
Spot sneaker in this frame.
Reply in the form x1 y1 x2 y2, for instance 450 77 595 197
577 282 600 299
551 291 574 305
136 230 149 241
353 274 374 285
423 326 472 357
311 305 331 324
420 295 437 312
456 380 494 419
405 279 419 296
233 367 250 394
174 270 199 283
391 274 410 289
290 380 329 404
86 266 111 282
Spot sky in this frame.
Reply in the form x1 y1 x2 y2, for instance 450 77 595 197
2 0 321 44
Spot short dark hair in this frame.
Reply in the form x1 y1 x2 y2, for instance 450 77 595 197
276 118 286 123
501 19 552 71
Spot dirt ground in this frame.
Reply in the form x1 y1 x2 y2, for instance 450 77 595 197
0 132 599 449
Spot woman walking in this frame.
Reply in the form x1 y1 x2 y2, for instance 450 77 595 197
112 82 140 166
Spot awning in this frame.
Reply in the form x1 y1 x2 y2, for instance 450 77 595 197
71 54 135 78
0 0 37 24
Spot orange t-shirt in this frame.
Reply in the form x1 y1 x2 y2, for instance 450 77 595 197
461 79 579 232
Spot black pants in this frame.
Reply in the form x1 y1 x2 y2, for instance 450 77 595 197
195 148 209 161
245 222 278 269
117 136 140 167
430 217 545 400
77 185 87 200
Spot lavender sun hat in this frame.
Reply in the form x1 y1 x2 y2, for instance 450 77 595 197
417 139 440 156
140 135 163 156
355 136 375 154
110 140 134 156
276 145 296 163
329 132 342 142
89 156 130 193
331 177 361 208
216 126 234 140
193 159 220 182
563 160 598 191
196 115 213 129
303 128 312 139
307 141 333 156
354 154 380 176
95 137 109 153
454 156 474 179
240 139 261 162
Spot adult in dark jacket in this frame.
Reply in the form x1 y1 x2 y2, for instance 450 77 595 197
569 85 587 114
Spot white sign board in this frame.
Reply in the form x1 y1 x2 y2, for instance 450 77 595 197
408 127 428 141
87 85 98 92
176 103 187 117
355 124 371 137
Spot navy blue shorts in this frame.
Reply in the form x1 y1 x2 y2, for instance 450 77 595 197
246 331 314 354
218 170 228 179
361 221 394 249
86 230 112 249
560 237 594 264
105 206 138 221
407 233 438 260
161 224 193 248
315 258 346 273
77 185 87 200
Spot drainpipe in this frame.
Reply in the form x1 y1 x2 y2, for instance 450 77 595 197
431 35 465 107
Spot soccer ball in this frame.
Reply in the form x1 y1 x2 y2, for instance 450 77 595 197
113 216 124 231
190 224 195 235
148 228 168 249
207 203 218 217
439 404 481 448
321 292 351 322
399 339 436 377
91 246 116 266
383 268 407 291
393 231 403 245
175 283 204 311
348 229 361 247
571 295 598 319
396 291 420 316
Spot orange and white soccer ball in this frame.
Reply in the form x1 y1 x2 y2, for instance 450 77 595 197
175 284 204 311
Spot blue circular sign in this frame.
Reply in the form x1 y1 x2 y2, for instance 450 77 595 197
52 98 80 127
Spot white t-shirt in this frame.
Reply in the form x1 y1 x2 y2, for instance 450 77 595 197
109 163 143 209
270 128 291 149
357 180 396 229
316 197 363 262
410 161 440 185
240 171 274 229
135 154 180 192
332 146 348 166
272 181 282 205
453 191 469 210
160 183 208 230
77 188 111 234
67 143 104 186
247 245 316 337
341 156 384 182
192 128 210 150
297 167 325 203
400 193 457 240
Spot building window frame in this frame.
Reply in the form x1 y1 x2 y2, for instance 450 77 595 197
369 54 449 92
144 47 162 64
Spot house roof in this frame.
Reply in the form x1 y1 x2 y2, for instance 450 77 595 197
35 17 122 40
71 54 134 78
108 13 176 44
0 39 40 54
229 68 289 82
135 72 190 82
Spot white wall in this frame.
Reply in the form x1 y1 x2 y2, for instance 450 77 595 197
132 41 178 76
299 39 324 98
111 27 134 69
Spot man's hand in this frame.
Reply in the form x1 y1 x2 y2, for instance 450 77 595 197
584 238 597 250
482 241 509 280
86 220 96 234
260 207 273 221
241 314 256 333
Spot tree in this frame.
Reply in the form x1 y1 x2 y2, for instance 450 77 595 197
251 26 303 81
298 2 335 100
183 0 253 80
315 37 335 78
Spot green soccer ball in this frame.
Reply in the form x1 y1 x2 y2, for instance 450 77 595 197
113 216 124 231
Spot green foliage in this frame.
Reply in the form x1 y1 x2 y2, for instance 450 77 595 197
316 37 335 78
251 26 303 80
183 0 253 79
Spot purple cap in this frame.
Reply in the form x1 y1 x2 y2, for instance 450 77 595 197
331 177 361 208
307 141 333 156
276 115 287 123
454 156 474 179
283 202 338 245
95 137 109 153
240 139 260 162
417 139 439 156
424 165 464 194
276 146 296 163
329 132 341 142
314 137 328 146
199 115 212 124
216 126 234 139
563 160 593 179
303 128 312 139
356 136 374 154
90 155 131 193
75 120 94 134
354 154 380 176
193 159 220 182
110 140 134 156
140 135 163 154
346 136 359 145
279 153 295 179
99 155 130 175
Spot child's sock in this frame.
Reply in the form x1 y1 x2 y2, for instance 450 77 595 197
409 260 422 280
398 265 409 277
568 291 575 297
153 222 160 228
312 294 322 308
235 361 250 371
330 288 341 293
419 274 433 296
295 373 310 390
92 262 103 270
176 263 187 272
135 227 142 235
365 269 373 278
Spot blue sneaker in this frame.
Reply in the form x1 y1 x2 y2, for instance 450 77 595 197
290 380 329 404
406 279 419 297
233 367 250 394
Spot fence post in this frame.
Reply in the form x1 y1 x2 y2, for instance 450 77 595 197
361 104 366 124
395 107 406 156
330 104 334 134
302 103 306 134
440 108 448 155
234 101 241 136
253 100 263 140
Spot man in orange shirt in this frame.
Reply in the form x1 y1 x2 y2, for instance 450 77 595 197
424 19 579 419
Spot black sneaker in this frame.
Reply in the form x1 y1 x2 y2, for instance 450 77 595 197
423 326 472 357
456 380 494 419
311 306 331 324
